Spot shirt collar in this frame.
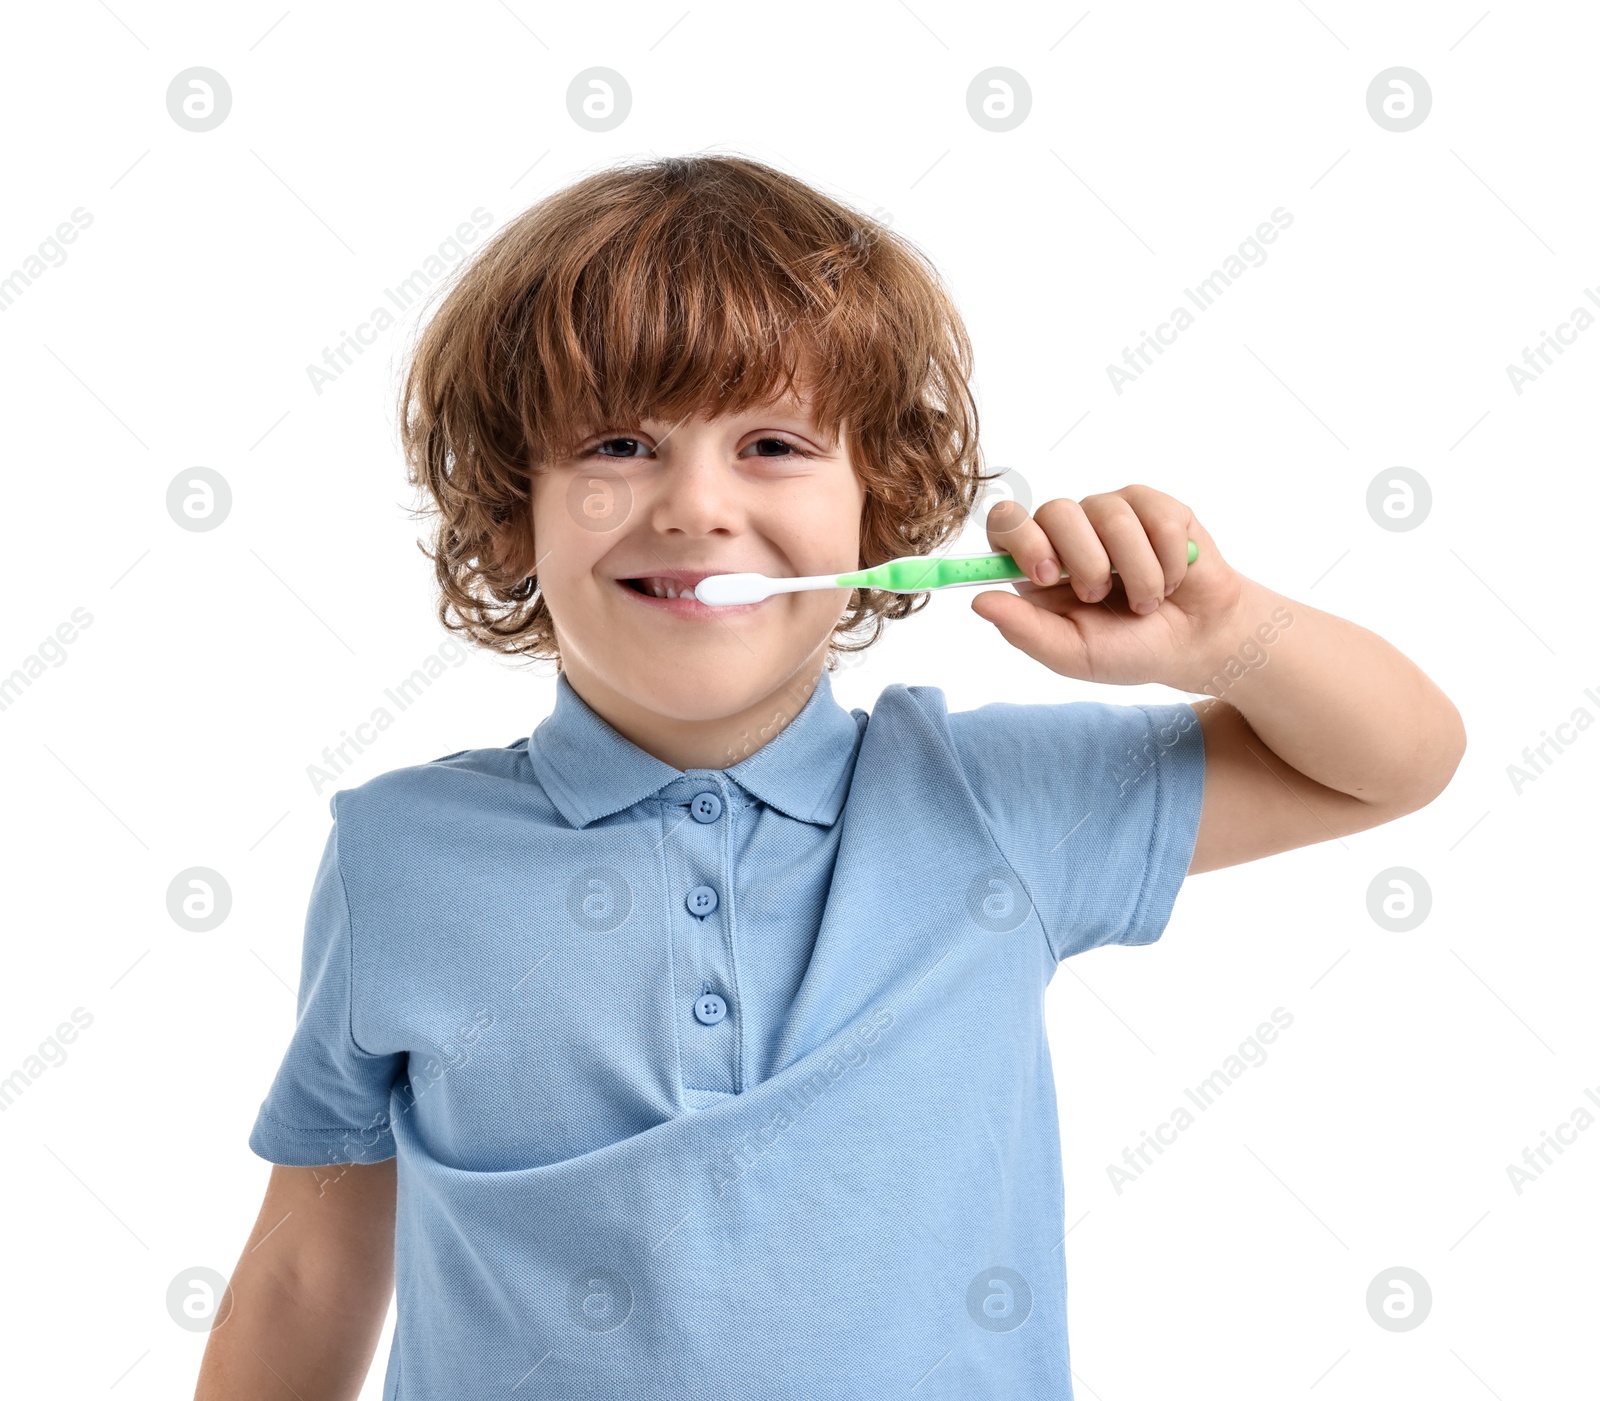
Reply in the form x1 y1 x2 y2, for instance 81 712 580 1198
528 668 863 829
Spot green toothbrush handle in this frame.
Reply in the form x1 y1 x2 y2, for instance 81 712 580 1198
838 554 1026 592
838 540 1198 593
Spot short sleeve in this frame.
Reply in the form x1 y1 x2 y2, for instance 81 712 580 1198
949 698 1206 961
248 805 405 1165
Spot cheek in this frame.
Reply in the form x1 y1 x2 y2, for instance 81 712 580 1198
787 487 865 570
528 500 599 589
538 557 599 615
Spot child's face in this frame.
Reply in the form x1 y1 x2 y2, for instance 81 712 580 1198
528 379 865 758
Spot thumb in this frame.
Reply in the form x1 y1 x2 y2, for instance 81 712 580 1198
971 590 1084 674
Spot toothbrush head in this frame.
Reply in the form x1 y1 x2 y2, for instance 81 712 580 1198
694 573 774 606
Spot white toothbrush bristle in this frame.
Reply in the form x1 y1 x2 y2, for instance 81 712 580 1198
694 573 769 606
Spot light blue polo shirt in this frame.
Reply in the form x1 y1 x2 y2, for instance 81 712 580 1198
249 667 1205 1400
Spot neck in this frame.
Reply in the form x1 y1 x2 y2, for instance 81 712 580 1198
560 651 831 771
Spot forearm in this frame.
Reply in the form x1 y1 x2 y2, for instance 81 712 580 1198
193 1255 387 1401
194 1163 395 1401
1181 576 1466 806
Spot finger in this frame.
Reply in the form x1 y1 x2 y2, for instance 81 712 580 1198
970 588 1090 677
985 498 1061 586
1081 490 1166 614
1118 484 1196 599
1032 497 1112 603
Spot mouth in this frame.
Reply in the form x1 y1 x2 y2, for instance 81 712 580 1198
620 573 711 600
615 574 766 617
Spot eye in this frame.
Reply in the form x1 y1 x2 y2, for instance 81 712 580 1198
744 437 812 459
580 434 814 460
588 436 653 459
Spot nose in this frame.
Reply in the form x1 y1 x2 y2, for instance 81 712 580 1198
646 442 743 536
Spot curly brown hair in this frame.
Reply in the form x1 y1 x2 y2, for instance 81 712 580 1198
396 152 995 671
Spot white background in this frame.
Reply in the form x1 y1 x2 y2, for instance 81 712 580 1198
1 1 1595 1396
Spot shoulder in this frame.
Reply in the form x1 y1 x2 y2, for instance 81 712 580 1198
859 681 1181 741
849 680 1174 775
850 680 953 737
321 738 554 856
939 687 1158 768
940 690 1203 817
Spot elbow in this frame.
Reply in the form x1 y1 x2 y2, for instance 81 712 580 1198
1431 696 1468 794
1392 697 1468 812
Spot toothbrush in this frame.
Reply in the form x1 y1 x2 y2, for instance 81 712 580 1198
694 541 1199 606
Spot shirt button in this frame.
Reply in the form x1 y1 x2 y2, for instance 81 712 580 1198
685 884 718 917
689 790 723 823
694 992 728 1025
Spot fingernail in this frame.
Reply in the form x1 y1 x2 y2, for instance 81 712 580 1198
1036 559 1061 586
1133 597 1160 615
1164 579 1180 596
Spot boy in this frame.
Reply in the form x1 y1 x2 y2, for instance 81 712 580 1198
196 154 1465 1400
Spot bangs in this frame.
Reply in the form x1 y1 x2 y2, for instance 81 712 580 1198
510 163 895 463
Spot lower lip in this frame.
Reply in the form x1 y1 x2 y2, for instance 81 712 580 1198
615 579 768 618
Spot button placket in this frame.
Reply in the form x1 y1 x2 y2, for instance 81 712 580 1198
666 778 739 1102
